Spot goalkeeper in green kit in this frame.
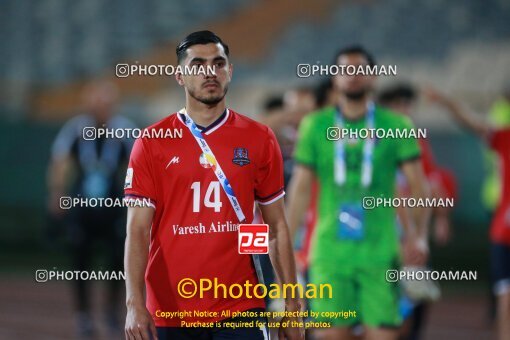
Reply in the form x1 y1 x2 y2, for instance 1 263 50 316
287 46 430 340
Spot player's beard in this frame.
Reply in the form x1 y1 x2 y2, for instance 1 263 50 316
344 87 370 101
188 84 229 105
344 89 368 101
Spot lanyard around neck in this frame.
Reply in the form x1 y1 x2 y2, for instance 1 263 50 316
180 108 246 223
334 103 375 188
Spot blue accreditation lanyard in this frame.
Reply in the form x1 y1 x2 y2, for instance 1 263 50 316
334 103 375 188
181 108 246 223
79 127 121 175
78 118 122 198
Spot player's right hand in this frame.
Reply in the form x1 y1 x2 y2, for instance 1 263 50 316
433 215 452 246
403 235 429 266
125 305 158 340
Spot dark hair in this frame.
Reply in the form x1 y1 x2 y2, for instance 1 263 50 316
334 45 376 67
264 96 284 112
176 30 230 63
377 83 417 105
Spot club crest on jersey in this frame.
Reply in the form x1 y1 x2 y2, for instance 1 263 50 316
199 153 213 168
232 148 250 166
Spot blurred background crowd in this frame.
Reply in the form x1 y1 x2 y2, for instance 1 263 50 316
1 0 510 339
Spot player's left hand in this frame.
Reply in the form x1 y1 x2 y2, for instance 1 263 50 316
278 301 305 340
278 316 305 340
421 86 449 106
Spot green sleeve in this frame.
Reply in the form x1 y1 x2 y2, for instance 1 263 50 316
395 115 421 164
294 114 317 169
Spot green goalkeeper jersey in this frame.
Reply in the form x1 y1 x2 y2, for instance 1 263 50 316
294 105 421 267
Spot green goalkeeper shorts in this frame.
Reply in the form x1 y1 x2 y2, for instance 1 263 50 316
308 260 402 327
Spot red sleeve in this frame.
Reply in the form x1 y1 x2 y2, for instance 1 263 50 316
419 139 437 177
124 138 157 208
254 128 285 205
489 128 510 152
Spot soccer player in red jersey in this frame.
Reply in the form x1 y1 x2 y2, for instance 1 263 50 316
424 87 510 340
123 31 304 340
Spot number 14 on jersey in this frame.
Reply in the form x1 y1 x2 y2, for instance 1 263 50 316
191 181 223 212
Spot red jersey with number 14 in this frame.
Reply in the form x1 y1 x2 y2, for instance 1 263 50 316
124 109 284 327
